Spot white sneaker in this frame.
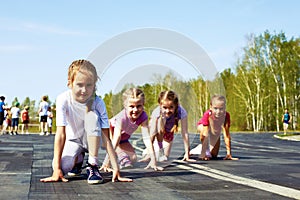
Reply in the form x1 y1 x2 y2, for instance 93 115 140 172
39 132 44 136
206 149 212 158
158 149 168 162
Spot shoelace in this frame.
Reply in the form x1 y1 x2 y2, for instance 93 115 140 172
89 165 101 177
119 155 131 166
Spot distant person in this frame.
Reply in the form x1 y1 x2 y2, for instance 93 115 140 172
0 96 7 131
38 95 49 135
21 106 30 134
40 59 132 184
10 102 20 135
282 108 292 135
2 106 11 135
190 95 238 161
46 106 53 135
141 90 194 163
101 88 162 171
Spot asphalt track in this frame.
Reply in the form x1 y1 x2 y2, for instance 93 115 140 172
0 132 299 200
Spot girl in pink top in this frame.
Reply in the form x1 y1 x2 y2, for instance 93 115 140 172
192 95 238 161
101 88 162 171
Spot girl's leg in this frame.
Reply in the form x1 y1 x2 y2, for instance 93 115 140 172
210 137 221 158
22 124 25 133
199 125 210 159
117 142 137 163
162 140 173 158
87 136 100 165
59 141 85 175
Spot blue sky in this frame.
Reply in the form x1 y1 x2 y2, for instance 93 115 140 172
1 0 299 106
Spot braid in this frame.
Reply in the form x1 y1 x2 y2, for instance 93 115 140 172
171 107 179 133
123 88 145 107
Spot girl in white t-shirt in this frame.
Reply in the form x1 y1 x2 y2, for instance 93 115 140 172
40 59 132 184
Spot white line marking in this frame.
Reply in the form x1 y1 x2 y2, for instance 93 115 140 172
232 140 281 150
175 160 300 199
0 172 31 175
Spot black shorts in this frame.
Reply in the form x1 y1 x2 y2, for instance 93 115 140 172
40 115 47 122
0 111 4 125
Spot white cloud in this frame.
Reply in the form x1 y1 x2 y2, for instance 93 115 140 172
0 18 87 36
21 22 85 36
0 44 36 53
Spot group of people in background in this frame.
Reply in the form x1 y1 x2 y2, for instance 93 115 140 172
0 95 53 135
0 97 22 135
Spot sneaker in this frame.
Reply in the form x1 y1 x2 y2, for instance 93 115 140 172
67 162 83 177
119 155 133 169
39 132 44 136
205 149 212 158
86 163 103 184
158 149 168 162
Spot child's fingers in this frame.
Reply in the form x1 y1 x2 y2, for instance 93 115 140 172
154 166 164 171
117 176 133 182
138 157 150 162
100 166 113 172
144 163 151 169
40 176 68 183
61 177 69 182
223 155 239 160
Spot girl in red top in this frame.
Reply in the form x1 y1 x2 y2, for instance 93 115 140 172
192 95 238 161
21 106 30 134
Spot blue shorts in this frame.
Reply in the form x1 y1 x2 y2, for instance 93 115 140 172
12 118 19 127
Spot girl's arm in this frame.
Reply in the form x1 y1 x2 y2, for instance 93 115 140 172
180 117 194 161
102 128 133 182
223 124 231 156
111 126 122 149
40 126 68 182
101 126 122 168
141 120 163 171
148 117 158 143
222 124 238 160
199 125 209 160
20 111 24 122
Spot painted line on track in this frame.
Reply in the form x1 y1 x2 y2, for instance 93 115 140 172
174 160 300 199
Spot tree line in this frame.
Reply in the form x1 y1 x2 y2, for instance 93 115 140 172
10 30 299 133
102 31 299 132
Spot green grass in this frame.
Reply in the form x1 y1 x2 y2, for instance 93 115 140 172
275 132 300 137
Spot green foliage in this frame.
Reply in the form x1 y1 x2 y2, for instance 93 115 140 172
103 31 299 132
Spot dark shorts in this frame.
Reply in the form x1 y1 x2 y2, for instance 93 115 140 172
23 120 29 124
12 118 19 127
40 115 47 122
119 139 129 144
163 131 174 142
0 111 4 125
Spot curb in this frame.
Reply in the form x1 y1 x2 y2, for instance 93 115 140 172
273 134 300 141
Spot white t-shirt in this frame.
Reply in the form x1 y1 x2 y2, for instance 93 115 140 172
56 90 109 143
39 101 49 116
11 107 20 119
